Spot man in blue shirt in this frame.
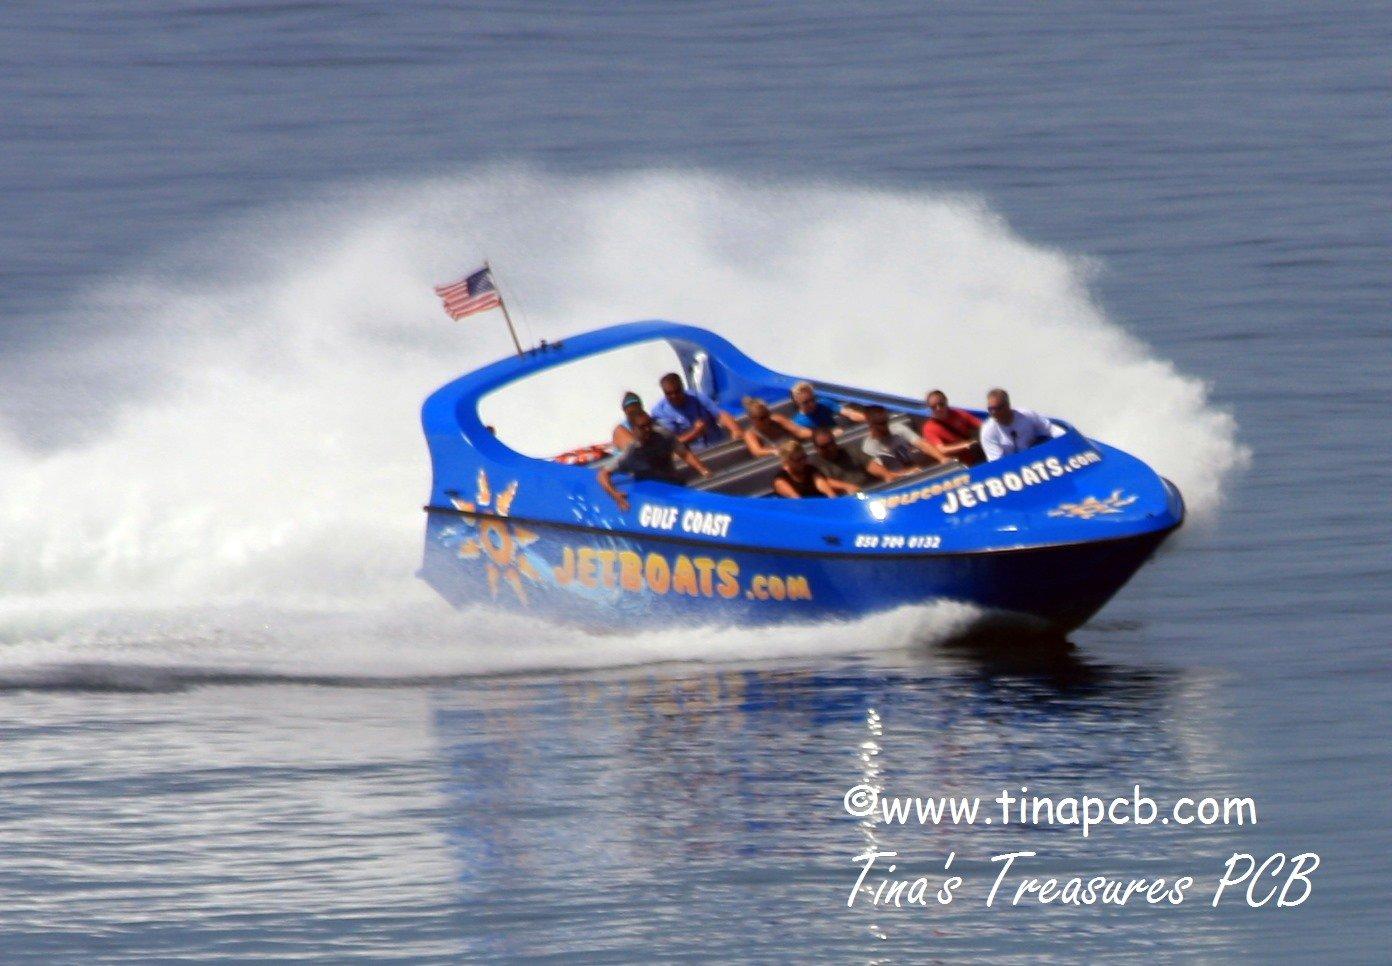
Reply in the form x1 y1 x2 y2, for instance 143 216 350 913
788 381 866 436
651 372 743 450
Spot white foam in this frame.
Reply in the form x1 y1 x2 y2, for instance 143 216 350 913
0 600 982 688
0 167 1247 674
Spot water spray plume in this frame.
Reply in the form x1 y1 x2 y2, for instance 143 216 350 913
0 167 1247 679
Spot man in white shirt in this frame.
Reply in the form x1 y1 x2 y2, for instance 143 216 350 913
979 388 1063 461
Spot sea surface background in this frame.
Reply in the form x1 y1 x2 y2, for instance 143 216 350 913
1 1 1389 961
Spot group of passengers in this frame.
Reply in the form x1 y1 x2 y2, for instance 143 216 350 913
598 372 1061 508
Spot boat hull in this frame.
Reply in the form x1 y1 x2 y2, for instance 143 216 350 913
420 509 1178 633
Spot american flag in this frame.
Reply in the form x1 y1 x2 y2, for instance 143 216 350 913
434 266 502 320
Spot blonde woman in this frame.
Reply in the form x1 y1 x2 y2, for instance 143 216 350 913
741 396 800 457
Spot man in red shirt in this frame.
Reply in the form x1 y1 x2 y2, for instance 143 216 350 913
920 389 984 465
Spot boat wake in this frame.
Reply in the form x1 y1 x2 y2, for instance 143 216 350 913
0 601 983 691
0 167 1248 680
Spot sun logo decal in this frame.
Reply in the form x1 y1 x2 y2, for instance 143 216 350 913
1047 489 1139 520
451 469 543 604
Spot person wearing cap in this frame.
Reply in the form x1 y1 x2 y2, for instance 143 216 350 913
612 390 647 449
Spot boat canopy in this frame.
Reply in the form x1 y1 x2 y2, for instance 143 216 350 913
422 319 1012 486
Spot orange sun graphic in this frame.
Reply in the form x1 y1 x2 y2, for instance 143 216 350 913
452 469 542 604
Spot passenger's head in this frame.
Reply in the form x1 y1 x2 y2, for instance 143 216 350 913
811 428 839 456
659 372 687 404
926 389 949 414
986 388 1013 423
864 404 891 437
743 396 772 421
791 381 818 414
777 438 807 469
629 412 658 441
621 390 643 416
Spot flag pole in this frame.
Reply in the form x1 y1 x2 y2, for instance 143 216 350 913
485 260 525 357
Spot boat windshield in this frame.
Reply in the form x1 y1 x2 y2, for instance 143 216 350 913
478 339 691 458
477 335 965 499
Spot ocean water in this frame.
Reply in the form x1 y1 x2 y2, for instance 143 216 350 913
1 1 1389 961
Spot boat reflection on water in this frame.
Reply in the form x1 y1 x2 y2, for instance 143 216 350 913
429 641 1241 960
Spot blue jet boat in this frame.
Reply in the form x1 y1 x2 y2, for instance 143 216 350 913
420 321 1183 632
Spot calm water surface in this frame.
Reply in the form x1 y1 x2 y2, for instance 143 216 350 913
1 1 1389 961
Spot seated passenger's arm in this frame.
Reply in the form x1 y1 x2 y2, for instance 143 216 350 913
840 404 867 423
744 428 775 458
612 424 635 449
677 442 712 477
1024 411 1062 444
597 466 630 512
770 413 802 436
865 457 896 482
819 475 860 496
717 408 743 439
772 476 802 499
676 419 707 446
915 436 950 464
980 425 1005 461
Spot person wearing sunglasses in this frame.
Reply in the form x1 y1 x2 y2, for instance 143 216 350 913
861 405 950 473
787 381 865 437
921 389 984 465
741 396 801 458
598 412 711 512
979 388 1063 461
771 440 860 499
651 372 743 450
809 427 896 487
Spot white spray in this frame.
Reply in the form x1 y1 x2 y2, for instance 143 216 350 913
0 167 1247 676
